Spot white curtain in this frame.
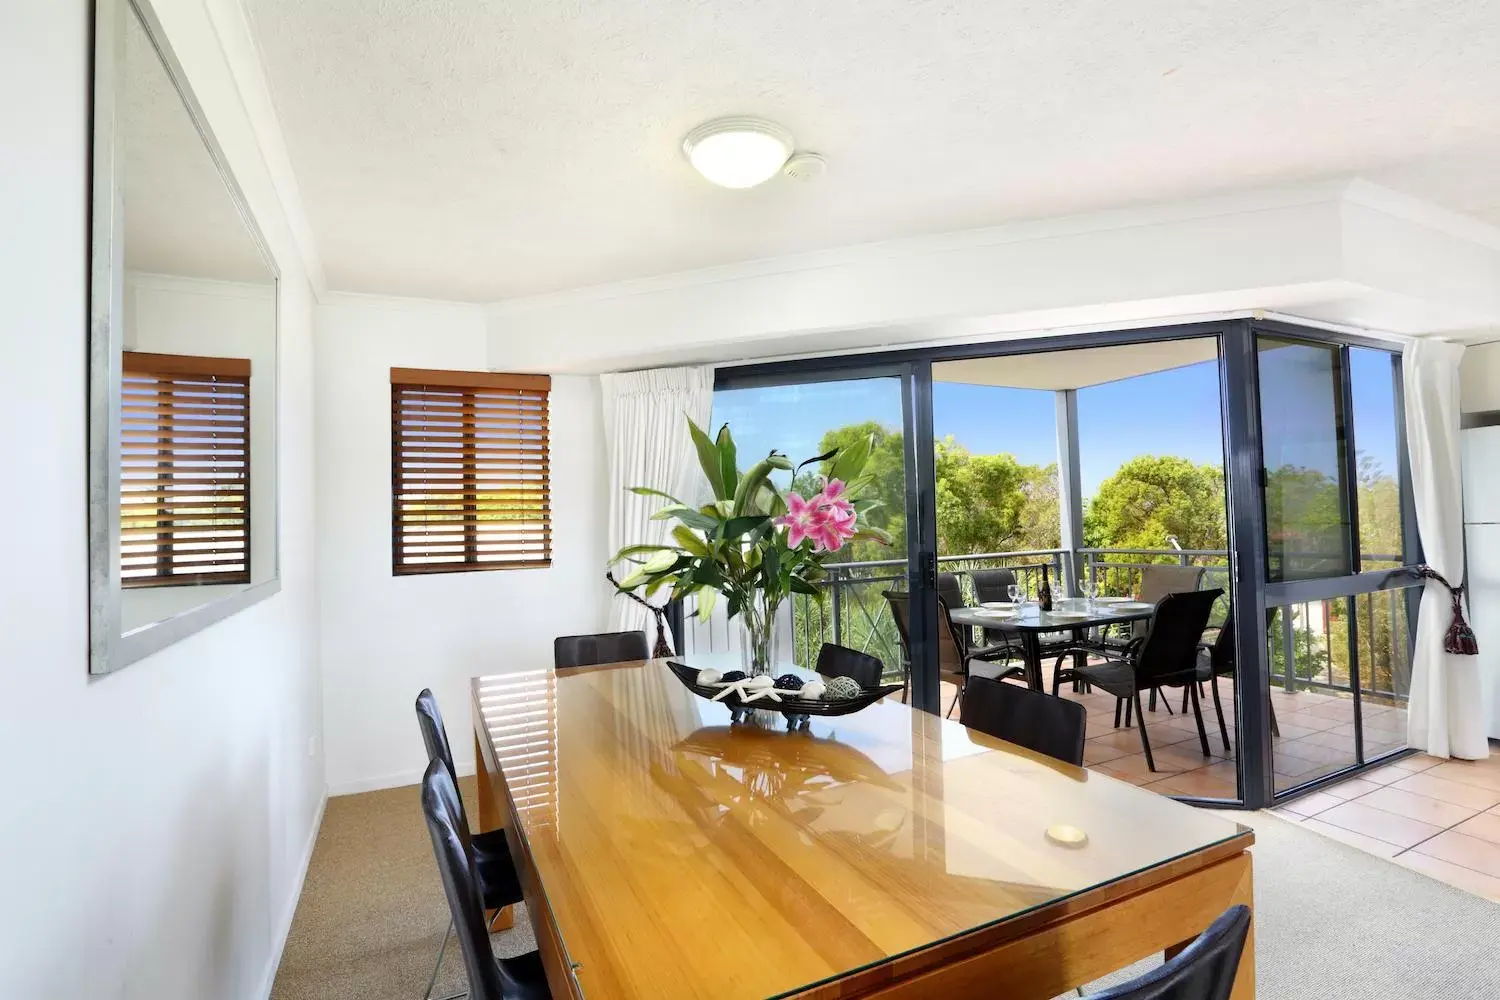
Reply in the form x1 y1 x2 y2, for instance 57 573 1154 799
1404 338 1489 759
601 366 715 639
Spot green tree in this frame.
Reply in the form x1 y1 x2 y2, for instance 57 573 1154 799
1083 455 1227 552
935 438 1058 554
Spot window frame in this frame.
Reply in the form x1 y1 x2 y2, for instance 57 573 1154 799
390 367 553 576
120 350 252 589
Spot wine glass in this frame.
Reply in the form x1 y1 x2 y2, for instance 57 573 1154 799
1007 583 1021 607
1084 579 1098 609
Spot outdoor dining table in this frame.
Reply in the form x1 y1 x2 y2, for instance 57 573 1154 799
948 597 1159 691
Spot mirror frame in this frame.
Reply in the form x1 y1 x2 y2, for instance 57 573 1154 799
89 0 282 675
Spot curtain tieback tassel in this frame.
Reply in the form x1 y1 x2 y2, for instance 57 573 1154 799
1412 566 1479 655
605 571 676 657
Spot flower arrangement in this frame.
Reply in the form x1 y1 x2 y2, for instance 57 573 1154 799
610 418 890 675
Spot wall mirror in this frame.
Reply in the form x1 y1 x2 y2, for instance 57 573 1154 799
90 0 280 674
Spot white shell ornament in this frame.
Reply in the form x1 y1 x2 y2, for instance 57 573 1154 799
696 668 723 685
745 674 774 690
798 680 827 700
822 675 862 700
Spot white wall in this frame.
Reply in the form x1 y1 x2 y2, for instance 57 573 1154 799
0 3 323 999
1461 341 1500 412
315 295 612 794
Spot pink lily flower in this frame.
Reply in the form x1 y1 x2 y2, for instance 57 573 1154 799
777 492 821 548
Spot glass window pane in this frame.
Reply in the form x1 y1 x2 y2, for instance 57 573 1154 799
1257 338 1352 581
1269 600 1358 793
1348 347 1405 569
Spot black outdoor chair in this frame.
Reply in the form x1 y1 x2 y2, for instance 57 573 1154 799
1179 609 1279 750
553 630 648 670
936 571 965 615
883 591 1025 718
414 691 526 999
421 760 551 1000
815 642 885 690
959 676 1087 766
1052 589 1223 771
1090 904 1251 1000
969 568 1019 646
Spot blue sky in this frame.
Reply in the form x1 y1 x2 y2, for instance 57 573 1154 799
711 349 1399 499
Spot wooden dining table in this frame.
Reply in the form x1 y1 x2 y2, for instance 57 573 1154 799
471 658 1255 1000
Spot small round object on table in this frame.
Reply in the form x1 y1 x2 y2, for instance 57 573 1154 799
1045 824 1089 848
798 679 827 700
822 675 862 700
773 673 803 691
744 674 773 691
719 670 747 684
696 668 723 685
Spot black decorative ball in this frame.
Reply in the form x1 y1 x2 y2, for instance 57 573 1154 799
719 670 747 684
773 673 803 691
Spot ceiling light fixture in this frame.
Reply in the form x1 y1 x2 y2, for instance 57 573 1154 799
682 117 796 189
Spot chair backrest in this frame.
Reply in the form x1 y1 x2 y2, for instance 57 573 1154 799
1091 904 1251 1000
553 630 648 670
421 759 512 1000
936 572 964 611
415 688 472 836
1136 589 1223 685
815 643 884 689
969 568 1017 605
883 590 912 657
959 676 1086 766
882 590 965 675
1208 608 1236 672
1138 564 1206 603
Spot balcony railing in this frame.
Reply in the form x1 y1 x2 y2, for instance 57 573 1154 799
680 546 1412 705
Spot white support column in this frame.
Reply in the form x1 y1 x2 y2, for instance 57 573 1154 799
1055 390 1085 596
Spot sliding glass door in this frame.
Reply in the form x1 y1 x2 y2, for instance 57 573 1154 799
1252 329 1422 797
706 363 940 713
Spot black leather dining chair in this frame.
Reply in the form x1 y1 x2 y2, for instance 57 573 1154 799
1051 589 1222 771
415 690 525 999
814 642 885 690
421 759 551 1000
959 676 1087 766
883 590 1024 717
1089 904 1251 1000
553 630 648 670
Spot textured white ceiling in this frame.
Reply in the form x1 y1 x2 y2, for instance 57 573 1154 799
246 0 1500 302
123 7 273 284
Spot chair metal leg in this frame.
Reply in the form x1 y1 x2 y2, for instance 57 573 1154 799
947 673 965 718
1187 682 1211 757
1132 691 1155 771
1210 675 1230 753
1113 698 1123 729
424 917 454 1000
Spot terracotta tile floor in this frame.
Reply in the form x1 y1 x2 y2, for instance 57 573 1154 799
940 664 1411 801
934 670 1500 904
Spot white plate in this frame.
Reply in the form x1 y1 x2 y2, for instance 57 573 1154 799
1045 611 1089 620
974 609 1015 619
980 601 1016 610
1115 601 1155 610
1092 596 1130 603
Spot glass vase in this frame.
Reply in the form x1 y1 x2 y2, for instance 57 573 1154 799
737 590 782 677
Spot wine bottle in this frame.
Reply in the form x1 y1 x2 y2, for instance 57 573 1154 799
1039 565 1053 612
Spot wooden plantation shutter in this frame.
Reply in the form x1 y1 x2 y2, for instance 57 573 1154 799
121 352 252 587
391 368 552 575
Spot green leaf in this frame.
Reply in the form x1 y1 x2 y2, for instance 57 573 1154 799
732 455 786 515
787 575 821 596
762 544 780 588
851 526 893 545
828 433 872 485
651 504 721 532
794 448 838 477
628 486 685 505
687 417 727 501
671 525 710 558
715 424 739 502
719 514 771 542
609 543 677 563
641 549 679 573
695 586 718 621
616 567 651 590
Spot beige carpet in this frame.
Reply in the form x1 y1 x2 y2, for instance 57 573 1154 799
272 786 1500 1000
270 778 535 1000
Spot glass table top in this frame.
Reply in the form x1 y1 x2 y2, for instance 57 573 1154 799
473 659 1248 999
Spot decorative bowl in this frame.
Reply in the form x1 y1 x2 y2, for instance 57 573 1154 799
664 660 901 728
